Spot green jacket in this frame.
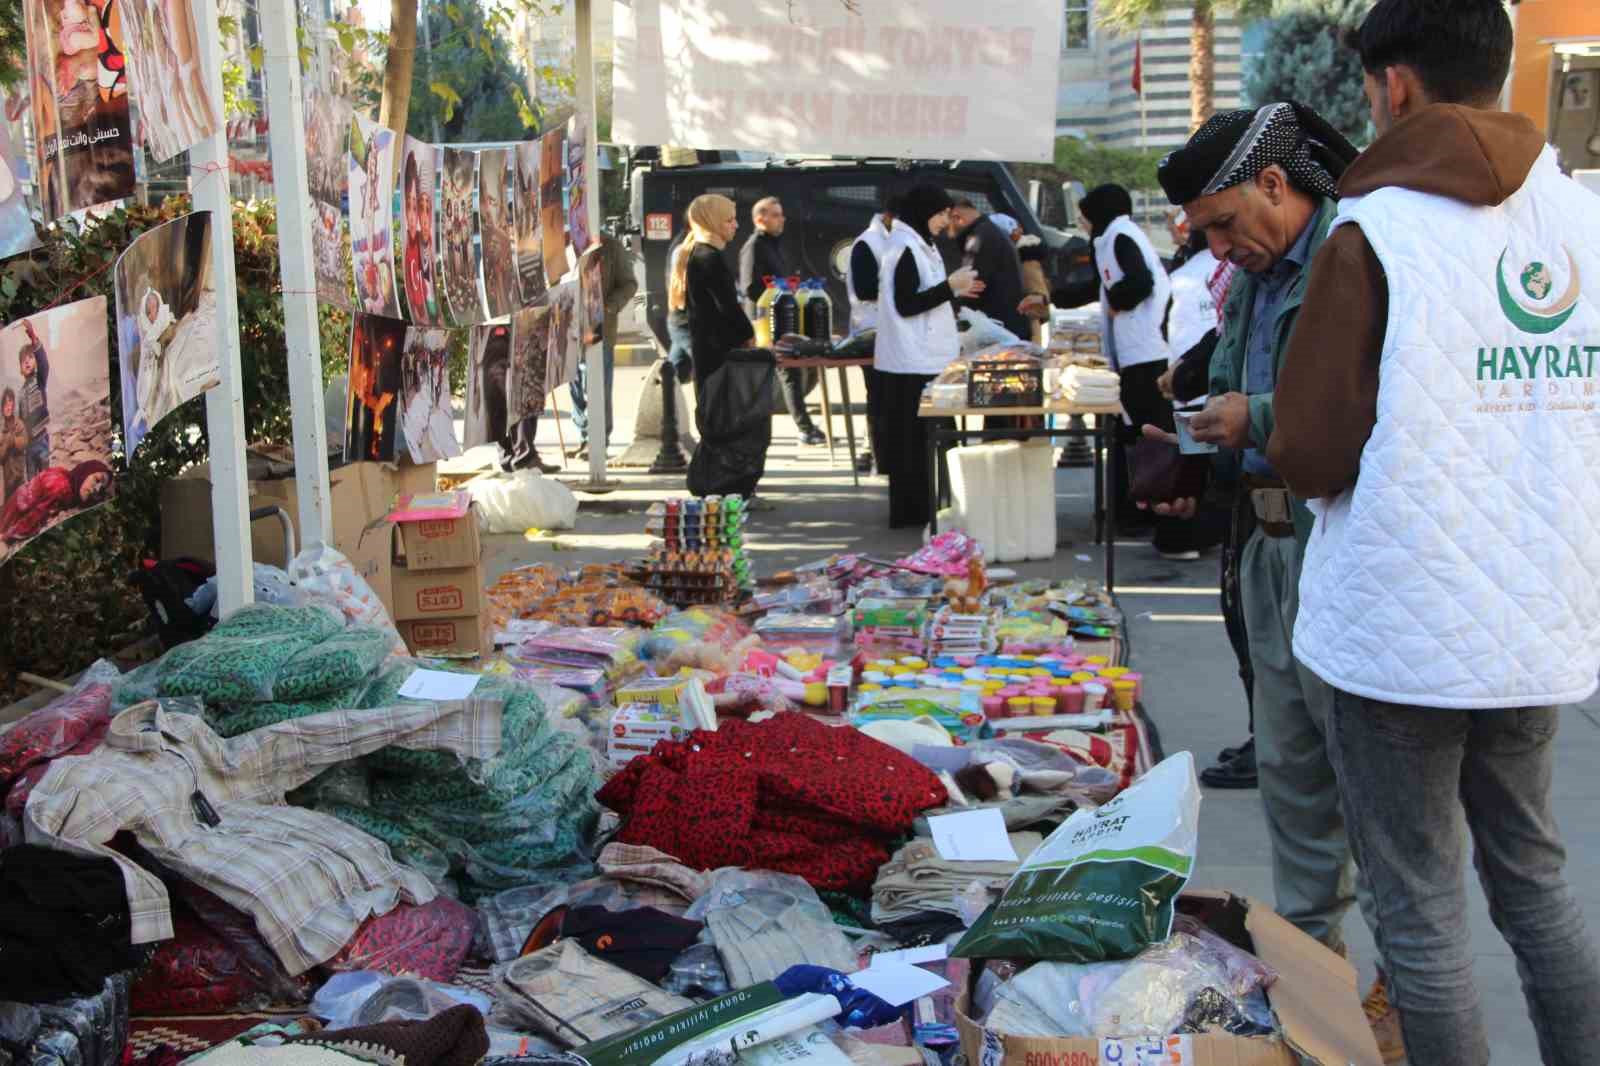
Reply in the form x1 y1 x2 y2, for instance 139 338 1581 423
1207 197 1337 545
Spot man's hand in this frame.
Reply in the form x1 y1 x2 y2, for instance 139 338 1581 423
1133 424 1198 519
1191 392 1250 450
1156 365 1176 401
1018 294 1050 321
949 266 982 298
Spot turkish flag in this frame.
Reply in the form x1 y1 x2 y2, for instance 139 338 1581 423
1131 39 1143 96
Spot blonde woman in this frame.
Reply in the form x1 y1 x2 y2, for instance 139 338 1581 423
669 194 751 388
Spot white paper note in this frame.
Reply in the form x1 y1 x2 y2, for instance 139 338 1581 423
928 808 1018 862
849 962 950 1007
870 943 949 969
397 668 481 701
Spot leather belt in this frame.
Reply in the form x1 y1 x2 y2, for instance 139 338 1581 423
1241 475 1295 538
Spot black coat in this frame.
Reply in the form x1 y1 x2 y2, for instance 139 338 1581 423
685 243 755 385
738 231 788 308
954 216 1029 339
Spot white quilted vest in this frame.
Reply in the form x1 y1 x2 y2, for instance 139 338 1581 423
1093 215 1171 372
876 221 961 377
847 215 893 336
1295 147 1600 710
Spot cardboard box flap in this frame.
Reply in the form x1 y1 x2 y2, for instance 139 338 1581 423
1243 897 1384 1066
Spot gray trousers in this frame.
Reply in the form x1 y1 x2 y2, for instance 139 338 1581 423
1240 528 1376 952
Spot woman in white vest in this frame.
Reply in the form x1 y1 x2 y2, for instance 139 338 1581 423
1076 185 1208 558
846 198 899 476
874 184 982 529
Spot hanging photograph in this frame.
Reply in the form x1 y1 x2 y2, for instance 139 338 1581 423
0 89 39 260
439 146 487 326
345 313 406 463
508 304 550 424
545 280 580 393
464 321 510 449
23 0 137 219
122 0 220 162
479 147 519 319
566 112 593 257
513 140 545 306
399 136 442 326
348 114 401 318
0 297 114 566
539 128 567 286
305 89 352 308
579 245 605 347
114 211 218 457
399 327 460 464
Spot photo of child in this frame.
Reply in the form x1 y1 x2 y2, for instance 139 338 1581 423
508 304 550 423
539 128 568 286
24 0 137 219
512 141 545 307
400 137 441 326
348 114 401 319
113 210 218 456
399 327 460 464
545 280 579 393
305 89 352 308
478 147 519 319
579 245 605 347
345 313 406 463
121 0 219 162
566 112 593 258
439 146 486 326
464 321 509 450
0 296 114 565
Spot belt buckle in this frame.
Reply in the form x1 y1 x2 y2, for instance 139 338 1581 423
1252 488 1291 525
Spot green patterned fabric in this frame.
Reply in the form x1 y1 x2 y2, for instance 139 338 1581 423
273 626 395 701
212 603 345 642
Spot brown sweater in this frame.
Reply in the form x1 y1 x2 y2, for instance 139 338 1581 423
1266 105 1547 499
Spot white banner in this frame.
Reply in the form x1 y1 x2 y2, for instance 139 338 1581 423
613 0 1064 163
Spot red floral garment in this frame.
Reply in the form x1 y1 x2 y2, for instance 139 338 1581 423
0 466 74 542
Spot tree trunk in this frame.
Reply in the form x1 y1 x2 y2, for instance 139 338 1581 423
379 0 419 147
1190 0 1216 132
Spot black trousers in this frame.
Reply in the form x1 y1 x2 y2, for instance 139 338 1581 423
1117 361 1227 555
1221 487 1256 733
779 367 818 433
874 371 950 529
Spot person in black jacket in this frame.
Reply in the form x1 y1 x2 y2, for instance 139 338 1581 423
673 194 752 388
948 198 1029 339
736 197 825 446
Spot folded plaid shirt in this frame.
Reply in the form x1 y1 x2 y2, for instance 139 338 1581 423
24 696 502 976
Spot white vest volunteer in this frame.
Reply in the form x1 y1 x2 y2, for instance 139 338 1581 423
876 221 960 376
1295 147 1600 709
847 215 893 336
1166 248 1221 358
1092 215 1171 372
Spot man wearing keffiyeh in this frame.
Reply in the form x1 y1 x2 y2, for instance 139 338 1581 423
1140 98 1405 1052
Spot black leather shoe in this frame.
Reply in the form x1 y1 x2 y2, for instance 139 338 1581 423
799 426 827 446
1200 745 1257 790
855 452 874 474
1216 737 1253 765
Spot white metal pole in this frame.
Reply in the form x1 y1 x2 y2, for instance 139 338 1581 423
191 0 253 615
576 0 612 487
261 0 333 547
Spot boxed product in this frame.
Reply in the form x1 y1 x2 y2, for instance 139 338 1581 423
391 565 485 622
614 675 716 730
607 702 692 768
394 493 482 571
397 614 492 658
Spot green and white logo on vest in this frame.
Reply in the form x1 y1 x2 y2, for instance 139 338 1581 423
1497 247 1582 335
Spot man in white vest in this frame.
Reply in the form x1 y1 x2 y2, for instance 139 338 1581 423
1270 2 1600 1062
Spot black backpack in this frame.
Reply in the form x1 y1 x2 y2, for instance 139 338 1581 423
129 557 216 650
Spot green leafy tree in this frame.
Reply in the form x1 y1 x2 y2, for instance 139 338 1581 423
1097 0 1277 131
1245 0 1372 145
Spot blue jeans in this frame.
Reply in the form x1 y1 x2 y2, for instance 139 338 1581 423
24 433 48 481
570 336 616 447
1328 691 1600 1065
665 316 693 376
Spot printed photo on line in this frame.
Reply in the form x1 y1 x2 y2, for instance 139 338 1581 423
464 321 510 449
440 146 486 326
566 113 593 257
114 210 218 457
508 304 551 426
0 296 114 566
345 313 406 463
348 114 401 319
545 280 580 393
305 89 352 308
122 0 219 162
579 245 604 347
539 128 567 286
0 89 40 260
513 140 545 306
23 0 137 219
399 327 461 464
400 137 441 326
479 147 519 319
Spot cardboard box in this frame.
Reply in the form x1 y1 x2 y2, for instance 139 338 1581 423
395 505 482 571
954 892 1384 1066
161 459 436 611
606 702 692 769
398 614 491 658
391 565 485 622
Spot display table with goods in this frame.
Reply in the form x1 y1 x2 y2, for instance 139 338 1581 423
0 526 1376 1066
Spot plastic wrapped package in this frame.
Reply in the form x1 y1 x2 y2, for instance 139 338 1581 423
205 681 369 738
311 971 491 1030
211 603 346 642
661 941 731 999
479 883 572 964
272 626 397 701
0 660 117 786
320 897 478 982
0 813 19 850
494 942 694 1047
156 634 317 703
1170 915 1278 1000
5 716 108 818
131 910 272 1015
287 762 373 810
0 1003 42 1052
19 1029 79 1066
167 881 311 1007
288 545 406 652
32 973 123 1066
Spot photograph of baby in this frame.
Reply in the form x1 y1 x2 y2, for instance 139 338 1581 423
348 114 401 319
345 313 406 463
566 113 593 258
398 327 460 464
539 128 567 286
24 0 137 219
0 89 39 260
508 304 550 424
0 296 114 566
545 280 580 393
512 141 545 306
439 147 487 326
114 210 218 457
400 137 441 326
464 321 510 449
478 147 519 319
579 245 605 348
122 0 219 162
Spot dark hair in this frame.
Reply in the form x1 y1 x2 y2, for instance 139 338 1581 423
1 386 13 414
951 196 977 211
1348 0 1513 106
